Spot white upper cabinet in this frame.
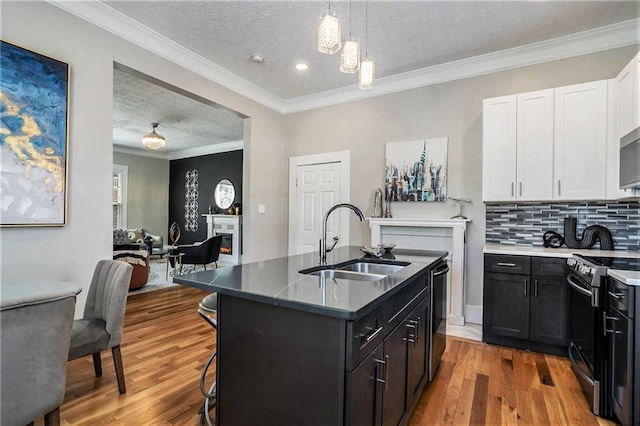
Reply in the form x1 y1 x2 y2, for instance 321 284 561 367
482 96 517 201
616 51 639 138
553 80 607 200
483 81 609 202
608 51 640 199
516 90 554 201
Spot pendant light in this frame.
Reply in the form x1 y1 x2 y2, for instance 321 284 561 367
142 122 166 150
317 1 341 55
340 0 360 74
358 0 375 89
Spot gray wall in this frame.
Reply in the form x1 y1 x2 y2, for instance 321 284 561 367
283 45 639 319
113 152 169 244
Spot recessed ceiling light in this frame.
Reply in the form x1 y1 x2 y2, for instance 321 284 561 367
295 63 309 71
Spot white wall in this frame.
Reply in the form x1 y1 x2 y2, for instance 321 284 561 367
283 45 639 320
0 1 287 316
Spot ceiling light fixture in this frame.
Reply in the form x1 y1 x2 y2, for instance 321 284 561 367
340 0 360 74
317 1 341 55
142 122 165 150
295 63 309 71
358 0 375 90
251 53 264 63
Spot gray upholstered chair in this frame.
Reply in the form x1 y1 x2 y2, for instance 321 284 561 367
1 286 77 425
68 260 133 394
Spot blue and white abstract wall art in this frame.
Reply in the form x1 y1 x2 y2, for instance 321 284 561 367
0 40 69 226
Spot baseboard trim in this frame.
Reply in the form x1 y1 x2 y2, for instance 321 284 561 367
465 305 483 325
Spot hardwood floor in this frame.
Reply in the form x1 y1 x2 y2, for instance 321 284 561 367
41 286 614 425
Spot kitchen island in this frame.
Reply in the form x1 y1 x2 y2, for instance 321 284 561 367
174 246 447 426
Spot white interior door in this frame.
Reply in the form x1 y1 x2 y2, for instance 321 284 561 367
288 151 351 256
295 162 342 254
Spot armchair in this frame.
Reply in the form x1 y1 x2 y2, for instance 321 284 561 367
1 285 77 425
170 235 223 271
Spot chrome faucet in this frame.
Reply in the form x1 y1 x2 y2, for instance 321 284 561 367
319 203 366 264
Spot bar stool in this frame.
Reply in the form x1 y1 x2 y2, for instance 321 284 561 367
198 293 218 426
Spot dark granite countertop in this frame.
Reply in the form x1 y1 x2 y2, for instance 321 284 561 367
173 246 447 320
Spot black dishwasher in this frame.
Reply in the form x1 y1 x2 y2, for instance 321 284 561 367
429 260 449 380
606 276 637 426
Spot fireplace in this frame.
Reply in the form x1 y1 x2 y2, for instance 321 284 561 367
203 214 242 265
219 233 233 255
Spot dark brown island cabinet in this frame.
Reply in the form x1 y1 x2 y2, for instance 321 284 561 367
179 248 448 426
483 254 570 356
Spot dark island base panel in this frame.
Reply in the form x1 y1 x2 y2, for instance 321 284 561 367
217 295 347 426
483 333 568 358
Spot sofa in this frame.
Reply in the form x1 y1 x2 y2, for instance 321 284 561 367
113 228 164 252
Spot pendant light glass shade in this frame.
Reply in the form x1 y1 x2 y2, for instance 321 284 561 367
340 38 360 73
317 10 341 54
142 122 166 150
358 59 375 89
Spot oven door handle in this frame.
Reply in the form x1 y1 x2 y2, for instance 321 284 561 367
568 341 595 385
566 275 593 298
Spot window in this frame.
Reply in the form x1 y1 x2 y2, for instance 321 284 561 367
113 164 128 229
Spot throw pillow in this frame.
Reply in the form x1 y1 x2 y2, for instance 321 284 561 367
127 228 146 245
113 229 128 245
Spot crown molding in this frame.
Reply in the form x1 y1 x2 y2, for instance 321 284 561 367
49 1 639 115
281 18 640 113
48 0 285 112
113 140 243 160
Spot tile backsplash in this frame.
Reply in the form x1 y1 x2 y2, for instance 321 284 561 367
486 201 640 251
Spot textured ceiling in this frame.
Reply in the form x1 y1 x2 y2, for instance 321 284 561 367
105 0 639 99
113 67 245 155
106 1 639 155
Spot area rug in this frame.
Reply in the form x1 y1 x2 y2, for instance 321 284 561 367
127 259 204 295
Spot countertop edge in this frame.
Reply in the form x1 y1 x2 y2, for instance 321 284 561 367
607 269 640 286
483 244 640 259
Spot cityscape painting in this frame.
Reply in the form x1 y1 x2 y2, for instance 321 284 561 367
0 40 69 226
385 138 448 202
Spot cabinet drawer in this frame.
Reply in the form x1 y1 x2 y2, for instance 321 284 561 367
608 278 634 318
531 257 567 277
346 305 384 370
383 273 429 330
484 254 531 274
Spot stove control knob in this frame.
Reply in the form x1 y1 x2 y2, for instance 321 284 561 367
567 258 576 267
579 264 591 275
589 267 596 276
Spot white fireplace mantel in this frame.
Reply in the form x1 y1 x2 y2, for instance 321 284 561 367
368 217 470 325
203 214 242 265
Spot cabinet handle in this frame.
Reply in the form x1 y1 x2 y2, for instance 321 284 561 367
524 279 528 297
374 358 386 388
497 262 516 267
557 180 561 195
364 326 383 342
608 291 625 300
534 279 538 298
384 354 389 391
374 356 390 391
511 182 515 197
603 313 622 336
405 320 418 346
519 182 522 196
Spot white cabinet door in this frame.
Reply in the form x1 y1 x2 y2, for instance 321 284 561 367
516 89 554 201
482 96 517 201
553 80 608 200
616 52 639 139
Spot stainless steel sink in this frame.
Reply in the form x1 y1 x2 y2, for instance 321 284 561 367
305 269 386 281
337 262 405 275
299 259 408 281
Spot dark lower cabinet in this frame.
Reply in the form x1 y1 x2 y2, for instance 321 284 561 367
483 254 569 355
347 289 431 426
346 345 383 426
